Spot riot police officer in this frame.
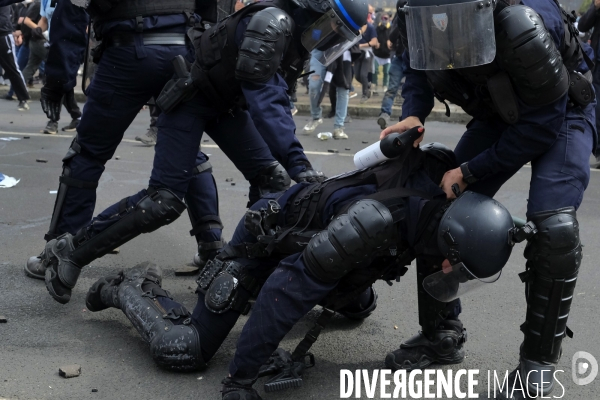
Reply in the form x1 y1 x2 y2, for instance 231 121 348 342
38 0 367 305
381 0 593 398
82 138 521 400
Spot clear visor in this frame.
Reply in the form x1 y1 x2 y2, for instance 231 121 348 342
422 262 502 302
301 11 361 66
404 0 496 70
318 35 362 66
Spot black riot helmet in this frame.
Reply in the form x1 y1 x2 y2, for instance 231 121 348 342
294 0 368 65
423 191 515 302
403 0 496 70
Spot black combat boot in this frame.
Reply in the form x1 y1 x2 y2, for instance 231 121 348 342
222 377 262 400
86 262 162 312
385 319 467 371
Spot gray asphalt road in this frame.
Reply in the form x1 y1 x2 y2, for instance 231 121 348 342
1 100 599 399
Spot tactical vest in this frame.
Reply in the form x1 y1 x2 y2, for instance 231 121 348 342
402 1 590 124
88 0 196 24
190 0 308 111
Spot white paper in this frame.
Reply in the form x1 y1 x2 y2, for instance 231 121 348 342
0 174 20 188
0 137 20 141
324 71 333 83
343 51 352 62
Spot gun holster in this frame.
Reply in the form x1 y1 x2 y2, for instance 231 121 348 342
156 55 198 113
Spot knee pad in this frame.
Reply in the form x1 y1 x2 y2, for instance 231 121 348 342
196 259 260 315
134 188 187 233
522 208 582 363
338 286 378 320
150 323 206 372
303 200 395 283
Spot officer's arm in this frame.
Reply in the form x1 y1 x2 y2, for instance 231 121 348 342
577 2 599 33
400 50 435 124
466 4 571 180
45 0 88 93
466 98 566 180
241 76 310 180
236 9 312 179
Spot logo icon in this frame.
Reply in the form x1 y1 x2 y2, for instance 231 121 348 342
432 13 448 32
572 351 598 386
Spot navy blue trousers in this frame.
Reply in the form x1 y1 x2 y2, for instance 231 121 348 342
54 43 214 238
153 191 369 365
455 107 594 216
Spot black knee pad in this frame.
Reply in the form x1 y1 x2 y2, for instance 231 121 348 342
522 207 582 363
303 200 395 283
150 323 206 372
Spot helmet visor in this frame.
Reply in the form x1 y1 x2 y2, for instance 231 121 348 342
404 0 496 70
422 262 502 302
301 10 361 65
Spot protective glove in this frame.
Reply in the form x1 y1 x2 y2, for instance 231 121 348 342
40 85 64 122
294 168 326 183
156 55 198 113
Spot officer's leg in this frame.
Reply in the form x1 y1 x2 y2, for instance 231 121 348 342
25 46 159 280
496 111 593 399
85 262 205 371
591 76 600 166
43 96 211 304
185 152 225 269
204 108 290 206
385 256 467 371
224 199 395 397
378 56 403 128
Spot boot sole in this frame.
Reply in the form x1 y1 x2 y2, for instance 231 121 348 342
377 117 388 130
384 348 465 372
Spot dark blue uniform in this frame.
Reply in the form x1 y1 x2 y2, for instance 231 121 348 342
142 169 444 370
401 0 595 216
36 1 225 252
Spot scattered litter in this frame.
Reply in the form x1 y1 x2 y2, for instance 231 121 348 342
362 141 368 144
9 121 13 124
231 182 236 186
394 325 398 330
317 132 332 141
91 388 98 393
0 173 20 188
23 136 30 139
0 137 20 141
197 376 203 380
108 247 120 254
327 149 339 153
0 316 7 323
203 139 209 142
225 178 233 182
345 148 351 151
49 190 57 194
115 156 120 160
59 365 81 378
36 159 48 163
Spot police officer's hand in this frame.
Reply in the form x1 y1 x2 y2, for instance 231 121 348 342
294 168 326 183
40 85 64 122
380 116 424 147
440 167 467 199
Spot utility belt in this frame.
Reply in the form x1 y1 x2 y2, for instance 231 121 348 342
105 32 187 47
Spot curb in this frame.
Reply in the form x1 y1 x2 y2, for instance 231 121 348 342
1 87 471 124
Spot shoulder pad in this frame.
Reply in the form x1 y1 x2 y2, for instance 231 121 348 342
495 5 569 106
235 7 295 83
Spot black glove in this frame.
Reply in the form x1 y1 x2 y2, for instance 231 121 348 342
40 85 64 122
294 168 326 183
32 27 45 40
155 55 198 113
